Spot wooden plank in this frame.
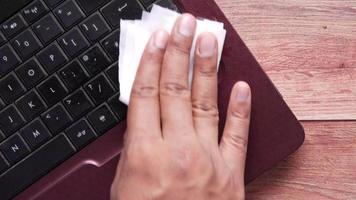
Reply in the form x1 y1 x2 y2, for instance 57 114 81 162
246 121 356 199
215 0 356 120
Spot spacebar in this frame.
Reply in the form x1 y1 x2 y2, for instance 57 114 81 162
0 135 75 200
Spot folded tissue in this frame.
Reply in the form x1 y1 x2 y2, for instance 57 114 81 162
119 5 226 105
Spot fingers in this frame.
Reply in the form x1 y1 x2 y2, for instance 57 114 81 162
160 14 197 138
220 82 251 183
127 30 169 140
192 33 219 147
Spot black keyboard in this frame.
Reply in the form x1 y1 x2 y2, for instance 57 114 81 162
0 0 177 199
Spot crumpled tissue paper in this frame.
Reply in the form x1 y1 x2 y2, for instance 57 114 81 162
119 5 226 105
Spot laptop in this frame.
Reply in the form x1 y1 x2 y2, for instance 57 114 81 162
0 0 305 199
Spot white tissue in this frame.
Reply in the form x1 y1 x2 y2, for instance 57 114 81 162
119 5 226 105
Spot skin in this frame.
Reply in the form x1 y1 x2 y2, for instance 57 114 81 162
111 14 251 200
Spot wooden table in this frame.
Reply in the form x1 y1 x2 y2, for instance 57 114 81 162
214 0 356 198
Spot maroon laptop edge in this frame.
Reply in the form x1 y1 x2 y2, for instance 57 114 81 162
15 0 304 199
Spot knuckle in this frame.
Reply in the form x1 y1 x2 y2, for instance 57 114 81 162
161 82 190 97
192 100 219 119
168 38 191 55
125 143 154 168
171 148 200 177
210 175 234 197
230 108 250 121
197 63 217 77
143 49 163 62
226 132 248 153
131 84 159 98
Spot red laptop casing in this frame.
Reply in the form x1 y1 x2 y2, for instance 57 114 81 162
15 0 305 199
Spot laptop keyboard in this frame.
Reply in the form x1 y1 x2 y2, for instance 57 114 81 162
0 0 178 199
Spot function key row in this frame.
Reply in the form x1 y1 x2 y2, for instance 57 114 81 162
1 15 27 39
0 0 146 44
54 0 85 30
33 14 64 44
22 0 49 24
0 0 50 40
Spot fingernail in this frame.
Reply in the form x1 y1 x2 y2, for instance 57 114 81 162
198 34 216 58
154 30 169 49
178 14 196 36
236 82 250 102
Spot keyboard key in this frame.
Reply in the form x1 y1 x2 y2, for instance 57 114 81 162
0 45 21 77
0 134 30 165
0 131 4 142
66 119 96 149
37 76 67 106
54 0 84 29
0 32 6 45
16 58 46 89
0 106 25 137
42 104 72 133
11 29 42 59
139 0 155 8
33 14 64 44
37 43 67 73
22 0 49 24
59 60 88 91
0 134 74 200
21 119 51 149
58 28 89 58
101 0 143 27
43 0 64 8
0 154 8 173
101 29 119 60
108 93 127 121
80 13 110 42
80 45 111 75
106 62 119 88
155 0 178 11
0 73 25 104
88 105 117 135
76 0 109 14
16 91 47 121
85 75 115 104
1 15 27 39
63 89 93 118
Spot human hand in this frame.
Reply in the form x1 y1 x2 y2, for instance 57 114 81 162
111 14 251 200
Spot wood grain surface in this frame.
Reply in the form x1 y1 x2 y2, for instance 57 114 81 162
215 0 356 120
246 122 356 199
213 0 356 198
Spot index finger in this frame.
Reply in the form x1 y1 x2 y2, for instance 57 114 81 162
127 30 169 140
